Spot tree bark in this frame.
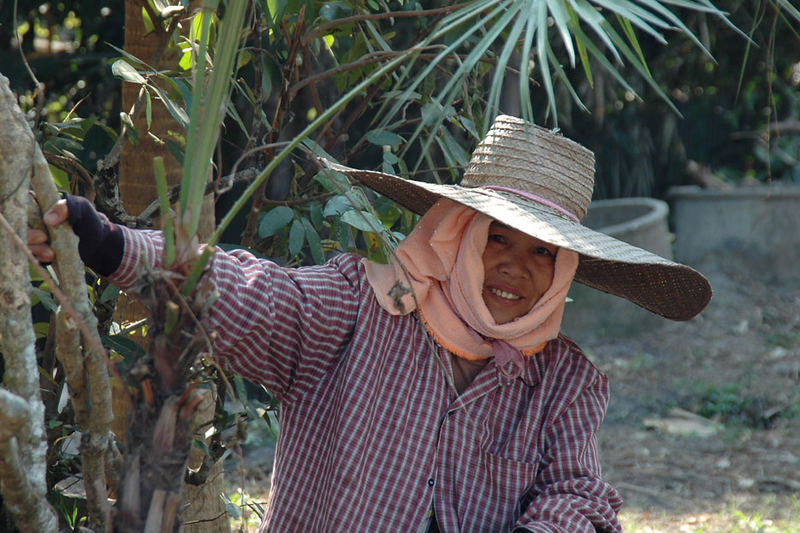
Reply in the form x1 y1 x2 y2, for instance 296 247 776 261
0 73 59 533
1 72 116 532
116 3 228 530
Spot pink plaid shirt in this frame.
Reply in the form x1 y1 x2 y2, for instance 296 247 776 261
111 228 622 533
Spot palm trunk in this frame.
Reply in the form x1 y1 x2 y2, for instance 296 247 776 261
116 2 227 531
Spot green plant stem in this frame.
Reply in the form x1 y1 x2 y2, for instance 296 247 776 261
154 156 175 266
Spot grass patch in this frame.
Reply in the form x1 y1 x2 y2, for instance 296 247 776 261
620 497 800 533
689 382 781 429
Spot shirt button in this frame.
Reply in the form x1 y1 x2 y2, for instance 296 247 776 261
427 478 435 487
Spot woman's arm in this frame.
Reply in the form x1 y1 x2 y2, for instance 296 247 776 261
31 195 365 404
514 369 623 533
112 226 365 403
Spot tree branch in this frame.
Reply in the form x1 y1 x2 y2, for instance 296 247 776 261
1 72 115 532
0 74 58 533
0 391 57 533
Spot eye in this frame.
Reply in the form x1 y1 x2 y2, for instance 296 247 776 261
488 233 507 245
533 246 555 258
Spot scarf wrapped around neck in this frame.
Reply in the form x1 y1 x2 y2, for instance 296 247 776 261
363 199 579 366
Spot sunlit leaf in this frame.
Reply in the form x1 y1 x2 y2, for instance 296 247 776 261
111 60 146 84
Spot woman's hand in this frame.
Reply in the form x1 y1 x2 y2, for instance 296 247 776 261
27 199 68 263
26 195 125 276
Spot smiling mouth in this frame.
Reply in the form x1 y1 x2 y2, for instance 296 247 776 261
489 287 522 300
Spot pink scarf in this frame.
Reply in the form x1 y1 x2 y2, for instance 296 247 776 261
363 199 579 366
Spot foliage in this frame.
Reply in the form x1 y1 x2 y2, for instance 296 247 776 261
562 0 800 197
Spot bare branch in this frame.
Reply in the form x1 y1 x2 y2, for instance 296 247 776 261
0 391 58 532
0 74 58 533
1 72 116 532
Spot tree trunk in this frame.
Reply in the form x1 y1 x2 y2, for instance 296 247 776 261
0 73 60 533
118 2 227 531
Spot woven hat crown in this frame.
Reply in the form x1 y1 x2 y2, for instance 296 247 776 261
462 115 595 220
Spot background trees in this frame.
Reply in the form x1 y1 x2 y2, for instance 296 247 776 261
0 0 798 530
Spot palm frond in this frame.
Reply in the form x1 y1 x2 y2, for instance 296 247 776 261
382 0 735 134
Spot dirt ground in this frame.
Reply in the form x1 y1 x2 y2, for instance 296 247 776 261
585 255 800 529
231 253 800 531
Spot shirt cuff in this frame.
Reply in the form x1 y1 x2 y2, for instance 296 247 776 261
107 227 164 289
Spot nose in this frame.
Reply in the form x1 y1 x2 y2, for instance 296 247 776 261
497 249 528 279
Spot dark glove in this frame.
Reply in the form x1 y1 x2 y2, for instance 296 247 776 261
64 194 124 276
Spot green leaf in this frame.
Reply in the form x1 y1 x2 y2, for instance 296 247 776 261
154 157 175 266
313 169 350 193
365 129 404 147
225 502 242 519
617 14 651 76
322 195 352 217
99 284 120 303
32 287 56 312
309 201 323 229
148 83 189 128
289 219 305 256
439 127 470 168
266 0 287 26
141 6 155 33
258 206 294 238
320 2 352 21
373 196 402 228
48 165 71 190
165 139 185 166
459 115 478 142
111 59 146 84
102 335 147 359
179 42 192 70
302 218 325 264
233 374 248 404
382 150 398 165
548 0 576 66
776 0 800 23
180 0 248 241
341 209 383 233
42 137 83 158
33 322 50 339
145 90 152 129
333 218 351 250
105 44 149 70
120 112 139 146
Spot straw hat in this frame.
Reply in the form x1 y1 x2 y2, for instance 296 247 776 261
321 114 711 320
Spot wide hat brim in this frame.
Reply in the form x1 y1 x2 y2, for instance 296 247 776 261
320 159 712 321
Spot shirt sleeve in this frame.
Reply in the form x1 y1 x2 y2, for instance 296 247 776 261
513 370 623 533
108 226 364 404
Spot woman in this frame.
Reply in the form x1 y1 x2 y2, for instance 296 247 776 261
29 115 711 532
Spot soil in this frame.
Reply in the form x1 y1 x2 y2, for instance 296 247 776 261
231 253 800 530
588 255 800 529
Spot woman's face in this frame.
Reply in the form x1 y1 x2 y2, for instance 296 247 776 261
481 222 558 324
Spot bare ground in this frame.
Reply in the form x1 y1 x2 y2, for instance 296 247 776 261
589 256 800 529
